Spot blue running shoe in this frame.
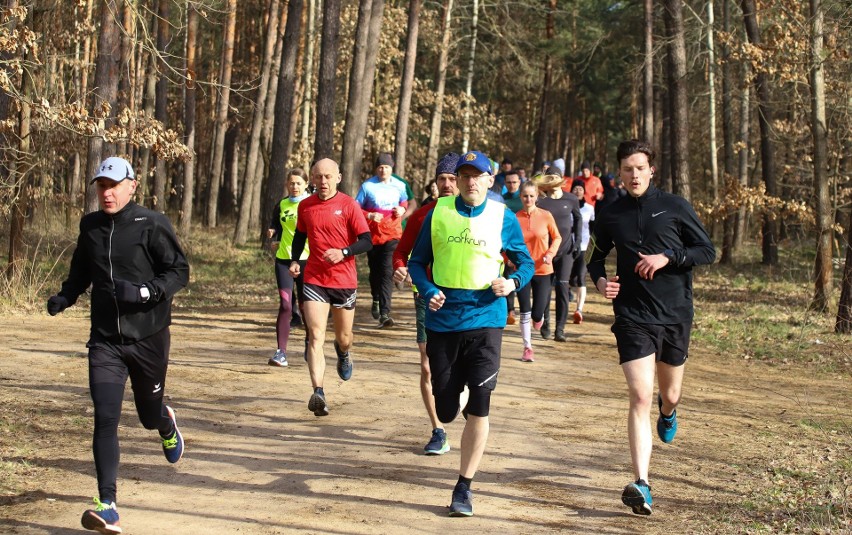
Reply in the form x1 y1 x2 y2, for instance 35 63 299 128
161 405 184 464
621 479 653 515
308 391 329 416
657 394 677 443
424 428 450 455
81 497 122 534
449 483 473 517
334 341 353 381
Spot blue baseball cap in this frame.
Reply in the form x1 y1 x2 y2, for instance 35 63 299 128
455 150 493 174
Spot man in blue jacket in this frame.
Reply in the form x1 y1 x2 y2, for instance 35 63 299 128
588 140 715 515
409 150 534 517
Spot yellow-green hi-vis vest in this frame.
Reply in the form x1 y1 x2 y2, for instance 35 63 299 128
276 197 310 261
430 195 505 290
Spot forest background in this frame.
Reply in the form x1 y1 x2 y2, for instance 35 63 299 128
1 0 851 325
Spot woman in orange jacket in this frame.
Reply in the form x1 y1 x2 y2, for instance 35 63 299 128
514 181 561 361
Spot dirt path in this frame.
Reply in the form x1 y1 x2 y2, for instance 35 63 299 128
1 290 849 534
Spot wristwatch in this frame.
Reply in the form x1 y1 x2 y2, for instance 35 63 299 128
140 285 151 303
342 247 350 257
663 248 676 265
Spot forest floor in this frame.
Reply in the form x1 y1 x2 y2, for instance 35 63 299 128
0 288 850 534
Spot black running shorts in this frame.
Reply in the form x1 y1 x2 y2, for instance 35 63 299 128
611 317 691 366
87 327 170 400
302 282 357 310
425 328 502 394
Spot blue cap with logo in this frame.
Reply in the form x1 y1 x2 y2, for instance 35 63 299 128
455 150 493 175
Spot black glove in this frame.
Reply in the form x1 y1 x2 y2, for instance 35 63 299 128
572 244 583 260
46 295 69 316
113 279 144 303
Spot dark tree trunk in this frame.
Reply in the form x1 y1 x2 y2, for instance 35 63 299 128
742 0 778 265
263 0 305 244
533 0 556 171
180 5 198 236
720 0 737 264
663 0 690 201
642 0 654 145
313 0 341 160
836 207 852 333
85 0 123 213
153 0 169 212
809 0 831 312
393 0 422 180
340 0 385 195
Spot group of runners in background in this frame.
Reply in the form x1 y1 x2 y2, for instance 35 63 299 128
48 139 715 533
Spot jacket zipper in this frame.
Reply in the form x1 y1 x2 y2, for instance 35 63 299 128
108 218 123 343
635 195 643 246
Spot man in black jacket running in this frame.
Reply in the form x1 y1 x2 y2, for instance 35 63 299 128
47 157 189 534
588 140 715 516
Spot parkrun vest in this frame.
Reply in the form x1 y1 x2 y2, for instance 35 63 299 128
431 196 505 290
276 197 309 260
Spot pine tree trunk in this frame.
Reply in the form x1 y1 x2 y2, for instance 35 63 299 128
720 0 736 264
663 0 690 201
180 5 198 236
393 0 421 180
85 0 122 214
264 0 305 243
706 0 718 209
425 0 454 180
642 0 654 145
809 0 831 311
735 74 750 249
205 0 237 228
835 206 852 333
742 0 778 265
313 0 341 160
299 0 317 161
341 0 386 194
533 0 555 171
460 0 479 154
234 0 281 245
153 0 169 212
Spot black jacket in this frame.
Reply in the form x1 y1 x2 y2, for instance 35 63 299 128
59 202 189 343
588 185 715 324
537 192 582 257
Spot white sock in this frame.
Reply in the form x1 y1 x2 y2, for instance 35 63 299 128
520 312 532 348
578 286 587 311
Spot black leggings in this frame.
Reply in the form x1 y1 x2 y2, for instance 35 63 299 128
548 252 575 330
367 239 398 315
88 328 174 503
517 274 552 322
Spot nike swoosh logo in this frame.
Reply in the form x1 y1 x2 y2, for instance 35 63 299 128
153 383 162 393
651 211 666 217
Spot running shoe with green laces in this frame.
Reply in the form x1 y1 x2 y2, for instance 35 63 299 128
371 300 380 319
161 405 184 464
449 483 473 517
657 394 678 443
378 313 394 328
424 428 450 455
268 349 288 367
621 479 653 515
308 390 329 416
81 497 122 534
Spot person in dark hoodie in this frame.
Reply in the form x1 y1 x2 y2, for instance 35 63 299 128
47 157 189 534
588 140 715 516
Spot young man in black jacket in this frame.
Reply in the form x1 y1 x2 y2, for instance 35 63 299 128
588 140 715 515
47 157 190 534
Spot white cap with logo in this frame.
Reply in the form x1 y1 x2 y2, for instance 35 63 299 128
90 157 135 184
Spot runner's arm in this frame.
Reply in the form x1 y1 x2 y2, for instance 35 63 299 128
289 230 307 266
